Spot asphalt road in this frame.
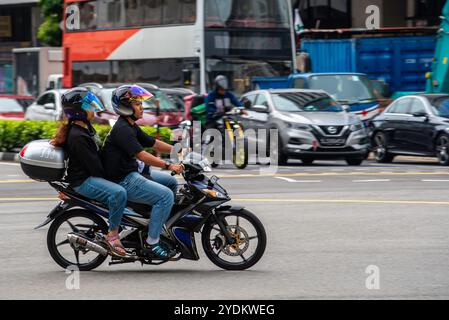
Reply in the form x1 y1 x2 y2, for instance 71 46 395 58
1 157 449 299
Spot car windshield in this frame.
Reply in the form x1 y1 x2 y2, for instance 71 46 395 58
0 98 25 112
145 90 178 111
431 96 449 118
271 93 343 112
100 89 177 112
307 75 376 102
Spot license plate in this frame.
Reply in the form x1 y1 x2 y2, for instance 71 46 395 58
320 138 345 144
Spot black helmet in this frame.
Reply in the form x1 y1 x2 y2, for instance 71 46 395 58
214 75 228 91
61 87 105 121
111 84 153 116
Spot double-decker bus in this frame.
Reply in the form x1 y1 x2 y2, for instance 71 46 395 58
63 0 296 95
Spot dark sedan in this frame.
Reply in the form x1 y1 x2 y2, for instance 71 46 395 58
370 94 449 165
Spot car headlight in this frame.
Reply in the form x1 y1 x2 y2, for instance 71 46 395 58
287 123 312 131
349 123 363 132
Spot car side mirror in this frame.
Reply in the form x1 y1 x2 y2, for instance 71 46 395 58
252 105 269 113
342 105 350 113
44 103 56 110
413 111 428 118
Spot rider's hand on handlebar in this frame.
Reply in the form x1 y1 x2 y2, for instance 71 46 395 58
240 109 248 115
169 163 184 175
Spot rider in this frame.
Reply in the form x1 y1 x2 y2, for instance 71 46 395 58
102 84 184 260
51 87 128 256
205 75 245 130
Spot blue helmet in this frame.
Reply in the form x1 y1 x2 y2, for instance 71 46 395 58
61 87 105 121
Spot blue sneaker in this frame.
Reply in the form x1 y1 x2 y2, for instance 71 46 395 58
144 242 175 259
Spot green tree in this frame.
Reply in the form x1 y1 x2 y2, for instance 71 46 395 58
37 0 63 47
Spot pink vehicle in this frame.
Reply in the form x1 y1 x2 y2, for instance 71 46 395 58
0 94 34 120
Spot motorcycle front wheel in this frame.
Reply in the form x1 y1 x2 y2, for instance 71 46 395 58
201 209 266 270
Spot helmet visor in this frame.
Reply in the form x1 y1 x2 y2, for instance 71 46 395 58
129 85 153 102
81 91 105 113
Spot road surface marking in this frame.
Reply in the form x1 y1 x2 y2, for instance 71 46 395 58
216 172 449 179
0 179 35 184
2 197 449 206
421 179 449 182
352 179 391 183
275 177 298 183
0 198 57 201
275 177 321 183
233 198 449 205
0 162 19 166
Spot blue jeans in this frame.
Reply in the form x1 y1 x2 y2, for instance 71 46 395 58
73 177 127 232
119 171 178 239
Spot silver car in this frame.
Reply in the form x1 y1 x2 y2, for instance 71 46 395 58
239 89 370 165
25 89 67 121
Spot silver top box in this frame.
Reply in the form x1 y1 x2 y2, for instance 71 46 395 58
20 140 66 182
20 139 66 169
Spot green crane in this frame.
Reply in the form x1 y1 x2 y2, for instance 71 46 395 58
426 0 449 93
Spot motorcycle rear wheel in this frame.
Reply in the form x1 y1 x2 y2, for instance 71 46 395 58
47 209 109 271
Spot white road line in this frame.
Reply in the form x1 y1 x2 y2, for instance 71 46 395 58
0 162 19 166
275 177 321 183
352 179 391 183
421 179 449 182
275 177 298 183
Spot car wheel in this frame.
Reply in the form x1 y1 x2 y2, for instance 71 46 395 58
268 134 288 165
301 158 314 165
436 134 449 166
373 132 394 163
346 158 363 166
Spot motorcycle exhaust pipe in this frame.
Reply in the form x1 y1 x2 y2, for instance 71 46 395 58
67 233 108 256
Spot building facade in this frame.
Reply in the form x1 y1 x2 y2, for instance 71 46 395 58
0 0 42 93
293 0 445 30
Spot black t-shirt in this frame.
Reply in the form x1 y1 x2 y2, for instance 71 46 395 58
65 124 105 187
102 116 156 182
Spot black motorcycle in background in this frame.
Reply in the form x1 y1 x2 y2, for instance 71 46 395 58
35 154 266 271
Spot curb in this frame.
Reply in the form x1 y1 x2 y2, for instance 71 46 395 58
0 152 19 162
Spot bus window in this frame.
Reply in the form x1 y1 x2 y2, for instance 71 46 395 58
79 1 97 30
205 0 289 29
125 0 143 27
69 0 195 31
143 0 162 25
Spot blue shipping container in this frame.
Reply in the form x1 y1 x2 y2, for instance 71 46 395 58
301 39 356 73
301 36 436 93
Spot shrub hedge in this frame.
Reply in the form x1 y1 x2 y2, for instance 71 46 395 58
0 120 173 152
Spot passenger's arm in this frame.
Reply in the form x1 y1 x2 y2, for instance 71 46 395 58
135 150 183 174
153 140 173 154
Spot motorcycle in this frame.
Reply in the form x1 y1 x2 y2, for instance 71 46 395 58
181 109 249 170
35 153 266 271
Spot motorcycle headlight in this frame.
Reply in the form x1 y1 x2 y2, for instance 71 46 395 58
202 188 225 198
349 123 363 132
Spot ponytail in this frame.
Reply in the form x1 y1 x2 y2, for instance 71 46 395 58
51 120 72 147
